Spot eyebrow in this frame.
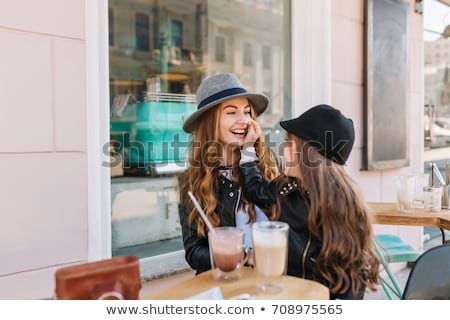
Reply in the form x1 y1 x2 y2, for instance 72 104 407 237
222 104 251 110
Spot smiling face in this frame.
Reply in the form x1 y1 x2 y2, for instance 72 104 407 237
218 97 253 147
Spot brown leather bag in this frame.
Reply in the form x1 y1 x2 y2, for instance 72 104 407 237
54 255 140 300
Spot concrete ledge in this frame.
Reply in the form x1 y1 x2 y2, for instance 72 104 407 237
139 250 192 282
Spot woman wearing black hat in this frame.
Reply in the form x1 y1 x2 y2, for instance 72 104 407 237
178 73 280 275
239 104 380 299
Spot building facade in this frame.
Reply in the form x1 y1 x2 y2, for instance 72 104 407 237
0 0 427 299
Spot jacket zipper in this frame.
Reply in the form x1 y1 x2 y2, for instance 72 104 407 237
233 189 241 225
301 233 312 278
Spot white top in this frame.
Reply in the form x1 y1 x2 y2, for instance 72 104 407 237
236 204 269 248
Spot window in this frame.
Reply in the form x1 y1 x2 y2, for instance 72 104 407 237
262 45 271 69
108 0 291 262
135 13 149 51
170 20 183 47
215 36 226 62
243 42 252 66
424 0 450 149
259 0 273 8
108 7 114 46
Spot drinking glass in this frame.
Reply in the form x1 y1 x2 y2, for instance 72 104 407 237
252 221 289 294
395 175 416 213
208 227 248 281
412 173 429 208
423 186 442 212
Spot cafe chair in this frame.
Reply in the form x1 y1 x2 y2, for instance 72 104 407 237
402 244 450 300
373 234 421 300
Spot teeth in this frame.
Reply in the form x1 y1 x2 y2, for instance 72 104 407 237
232 130 246 134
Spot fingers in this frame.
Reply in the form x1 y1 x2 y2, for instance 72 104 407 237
244 120 261 145
248 120 262 137
251 120 262 137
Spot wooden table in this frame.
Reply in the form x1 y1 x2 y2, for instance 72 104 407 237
143 267 330 300
369 202 450 243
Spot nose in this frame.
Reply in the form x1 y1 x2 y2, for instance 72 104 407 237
237 111 249 123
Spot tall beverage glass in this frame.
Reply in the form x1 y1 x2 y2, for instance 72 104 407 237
395 175 416 213
208 227 248 281
412 173 429 208
252 221 289 294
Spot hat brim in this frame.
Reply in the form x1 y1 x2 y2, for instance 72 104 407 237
183 92 268 133
279 118 299 136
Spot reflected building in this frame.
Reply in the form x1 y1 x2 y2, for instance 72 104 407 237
425 39 450 116
424 36 450 147
108 0 286 127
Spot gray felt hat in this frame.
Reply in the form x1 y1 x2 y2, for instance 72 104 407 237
182 73 269 133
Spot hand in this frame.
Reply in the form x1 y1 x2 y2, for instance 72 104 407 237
243 120 262 147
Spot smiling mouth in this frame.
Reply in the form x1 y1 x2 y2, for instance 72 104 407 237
231 129 247 136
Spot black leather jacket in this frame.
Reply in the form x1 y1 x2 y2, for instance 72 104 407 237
178 172 242 275
239 161 364 300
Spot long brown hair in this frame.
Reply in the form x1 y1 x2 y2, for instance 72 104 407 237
289 135 380 296
178 101 280 237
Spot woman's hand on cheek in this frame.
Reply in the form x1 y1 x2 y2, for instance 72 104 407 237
243 120 262 147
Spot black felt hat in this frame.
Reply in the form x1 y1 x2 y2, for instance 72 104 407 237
280 104 355 164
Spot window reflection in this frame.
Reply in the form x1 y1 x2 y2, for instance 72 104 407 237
108 0 291 259
135 13 150 51
424 0 450 148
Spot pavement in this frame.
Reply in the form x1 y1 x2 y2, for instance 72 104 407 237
364 264 411 299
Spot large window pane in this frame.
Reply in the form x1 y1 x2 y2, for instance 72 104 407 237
108 0 291 259
424 0 450 149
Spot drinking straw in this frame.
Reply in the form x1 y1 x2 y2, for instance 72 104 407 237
431 163 435 186
188 191 216 235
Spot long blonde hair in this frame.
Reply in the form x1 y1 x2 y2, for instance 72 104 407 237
178 102 280 237
289 135 380 296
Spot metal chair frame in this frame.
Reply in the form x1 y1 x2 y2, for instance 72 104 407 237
373 234 421 299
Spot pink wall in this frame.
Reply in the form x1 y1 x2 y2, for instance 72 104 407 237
0 0 88 299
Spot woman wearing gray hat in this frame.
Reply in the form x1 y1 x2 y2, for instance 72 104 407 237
178 73 280 275
239 104 380 299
